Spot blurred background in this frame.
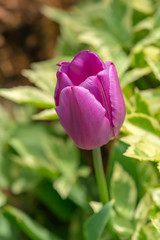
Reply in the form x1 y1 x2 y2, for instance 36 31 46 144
0 0 160 240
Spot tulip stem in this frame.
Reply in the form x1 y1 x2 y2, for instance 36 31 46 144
92 147 109 204
92 147 118 239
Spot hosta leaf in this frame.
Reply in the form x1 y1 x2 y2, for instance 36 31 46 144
122 113 160 144
122 137 160 161
152 188 160 207
110 162 137 219
145 57 160 81
32 109 58 121
102 0 132 47
121 113 160 161
135 193 152 222
132 0 154 14
134 88 151 115
120 67 151 89
111 211 134 239
141 88 160 115
138 28 160 46
84 201 113 240
22 69 56 95
151 216 160 233
0 87 55 108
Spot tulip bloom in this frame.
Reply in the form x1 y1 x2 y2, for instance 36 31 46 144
54 50 126 150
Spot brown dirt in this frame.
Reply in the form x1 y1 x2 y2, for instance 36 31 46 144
0 0 79 88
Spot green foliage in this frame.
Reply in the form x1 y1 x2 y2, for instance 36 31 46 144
84 201 113 240
110 162 137 220
0 0 160 239
2 205 62 240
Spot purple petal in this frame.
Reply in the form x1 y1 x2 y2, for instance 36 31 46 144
57 61 70 67
60 50 105 85
56 86 112 150
54 70 73 105
107 62 126 135
80 70 112 126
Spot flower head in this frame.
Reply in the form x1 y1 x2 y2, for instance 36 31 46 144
55 50 126 150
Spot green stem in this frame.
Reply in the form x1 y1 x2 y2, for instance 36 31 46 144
92 147 118 240
92 147 109 205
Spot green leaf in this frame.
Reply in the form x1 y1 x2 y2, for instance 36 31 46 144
132 226 147 240
152 188 160 208
111 211 134 239
0 213 20 240
110 162 137 219
0 87 55 108
32 109 58 121
3 205 62 240
0 191 7 207
138 28 160 46
145 57 160 81
122 113 160 143
42 6 70 24
120 67 151 89
141 88 160 115
103 0 133 47
132 0 154 14
84 201 113 240
143 223 160 239
22 69 56 95
135 193 152 222
121 113 160 161
134 88 151 115
151 216 160 233
36 181 74 221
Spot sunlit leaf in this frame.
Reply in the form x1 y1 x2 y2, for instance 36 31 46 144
0 87 54 108
110 162 137 219
32 109 58 121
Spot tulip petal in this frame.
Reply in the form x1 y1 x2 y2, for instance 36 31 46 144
107 62 126 135
60 50 105 85
80 70 112 126
54 70 73 105
56 86 112 150
57 61 70 67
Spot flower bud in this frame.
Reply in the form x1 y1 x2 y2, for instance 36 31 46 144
55 50 126 150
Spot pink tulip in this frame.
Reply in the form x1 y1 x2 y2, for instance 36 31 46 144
54 50 126 150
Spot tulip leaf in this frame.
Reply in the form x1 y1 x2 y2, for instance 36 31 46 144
84 201 113 240
110 162 137 219
2 205 62 240
0 87 55 108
